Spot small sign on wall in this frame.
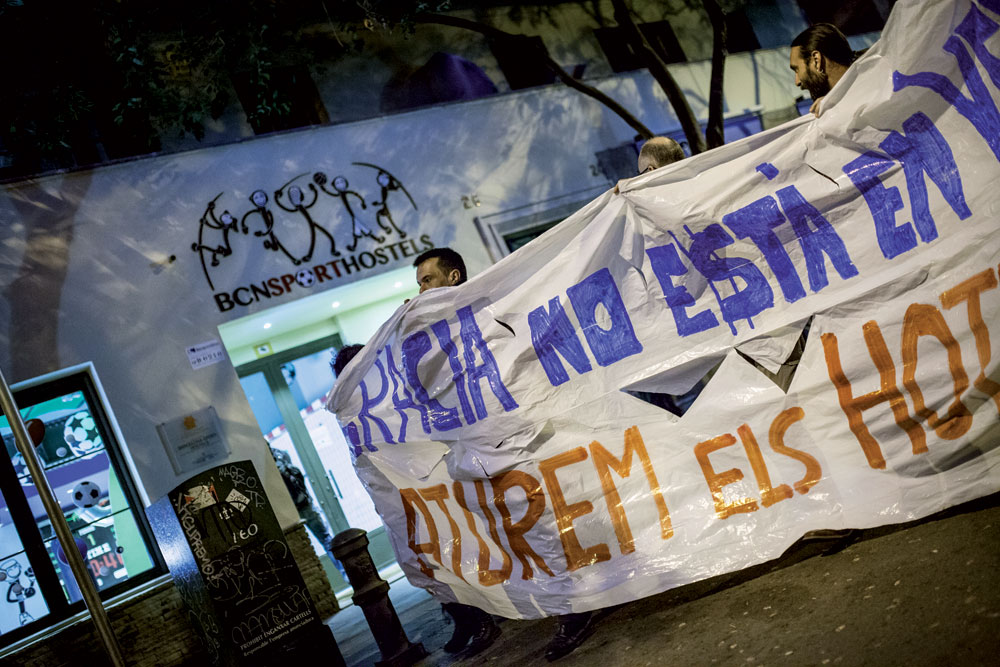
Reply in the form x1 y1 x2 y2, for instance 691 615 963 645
186 339 227 369
156 406 230 475
255 342 273 358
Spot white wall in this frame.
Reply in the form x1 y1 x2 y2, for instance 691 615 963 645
335 295 414 347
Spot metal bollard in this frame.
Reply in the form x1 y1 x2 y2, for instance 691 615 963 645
330 528 428 667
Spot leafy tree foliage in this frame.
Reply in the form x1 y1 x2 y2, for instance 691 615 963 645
1 0 326 175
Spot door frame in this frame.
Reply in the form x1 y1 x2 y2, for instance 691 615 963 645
234 334 396 576
234 334 351 535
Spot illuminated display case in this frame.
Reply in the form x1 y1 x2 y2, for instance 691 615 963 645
0 364 165 648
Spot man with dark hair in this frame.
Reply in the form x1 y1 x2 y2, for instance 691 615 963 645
344 246 607 659
790 23 855 116
413 247 468 293
331 343 364 377
407 248 502 656
411 248 598 661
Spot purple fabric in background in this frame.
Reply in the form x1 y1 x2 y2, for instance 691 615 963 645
381 52 498 112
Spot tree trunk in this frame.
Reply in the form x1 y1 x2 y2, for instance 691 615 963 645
610 0 706 154
415 12 654 140
703 0 727 150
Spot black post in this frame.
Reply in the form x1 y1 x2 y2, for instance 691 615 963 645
330 528 427 667
149 460 345 667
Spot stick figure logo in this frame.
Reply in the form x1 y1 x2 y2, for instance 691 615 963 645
190 162 418 291
354 162 416 240
314 172 383 252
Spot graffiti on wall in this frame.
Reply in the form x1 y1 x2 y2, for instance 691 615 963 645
190 162 432 312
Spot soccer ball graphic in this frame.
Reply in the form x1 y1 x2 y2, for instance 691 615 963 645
63 410 102 456
295 269 315 287
72 480 102 509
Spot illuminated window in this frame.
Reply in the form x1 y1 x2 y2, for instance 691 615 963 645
488 35 557 90
594 21 687 73
0 365 164 648
796 0 892 35
725 10 762 53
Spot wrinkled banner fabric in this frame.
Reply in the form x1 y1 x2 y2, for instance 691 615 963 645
328 0 1000 619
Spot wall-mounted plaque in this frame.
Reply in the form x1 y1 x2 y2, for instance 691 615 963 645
156 406 230 475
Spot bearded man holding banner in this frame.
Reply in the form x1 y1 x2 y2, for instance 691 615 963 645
789 23 856 116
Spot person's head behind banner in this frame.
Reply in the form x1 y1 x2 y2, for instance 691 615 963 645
790 23 853 100
332 344 364 377
637 136 685 174
413 247 467 293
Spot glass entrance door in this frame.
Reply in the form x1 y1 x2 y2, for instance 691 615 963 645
235 335 396 593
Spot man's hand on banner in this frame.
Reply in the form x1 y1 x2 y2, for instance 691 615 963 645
811 96 826 116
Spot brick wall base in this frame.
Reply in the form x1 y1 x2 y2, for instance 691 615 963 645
283 520 341 620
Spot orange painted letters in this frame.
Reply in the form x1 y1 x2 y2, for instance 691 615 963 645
823 266 1000 466
694 434 759 519
419 484 466 582
821 325 926 469
737 424 793 508
400 487 442 578
900 303 972 440
590 426 672 553
453 481 512 586
940 268 1000 414
539 447 610 571
768 407 822 494
491 471 554 580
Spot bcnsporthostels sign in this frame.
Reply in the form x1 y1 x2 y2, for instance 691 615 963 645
189 162 434 312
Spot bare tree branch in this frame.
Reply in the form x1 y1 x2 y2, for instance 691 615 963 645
415 12 654 139
703 0 727 149
610 0 706 154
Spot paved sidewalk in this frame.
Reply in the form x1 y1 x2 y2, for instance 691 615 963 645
329 493 1000 666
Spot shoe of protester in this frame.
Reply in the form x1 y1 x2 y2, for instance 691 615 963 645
442 602 474 653
820 528 861 556
800 528 861 556
462 614 501 658
545 611 596 662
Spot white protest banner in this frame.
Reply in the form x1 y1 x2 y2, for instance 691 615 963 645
328 0 1000 618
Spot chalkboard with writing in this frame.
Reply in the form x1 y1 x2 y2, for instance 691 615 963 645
149 459 343 666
